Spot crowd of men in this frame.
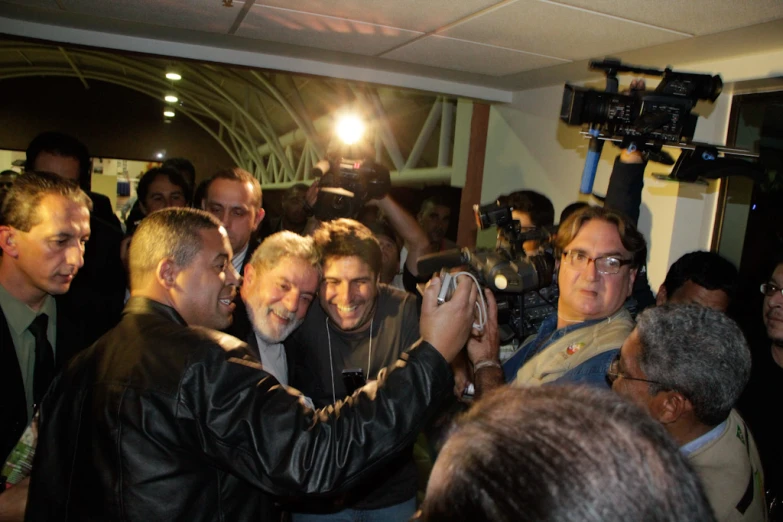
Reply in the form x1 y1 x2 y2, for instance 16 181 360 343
0 130 780 522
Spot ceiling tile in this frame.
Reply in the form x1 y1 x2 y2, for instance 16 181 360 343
1 0 61 8
236 5 422 56
59 0 239 34
383 35 568 76
442 0 688 61
251 0 501 33
552 0 783 36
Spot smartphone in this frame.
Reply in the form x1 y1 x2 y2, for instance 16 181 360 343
342 368 366 395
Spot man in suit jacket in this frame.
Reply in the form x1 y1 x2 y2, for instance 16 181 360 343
0 172 92 503
26 132 126 345
225 231 320 386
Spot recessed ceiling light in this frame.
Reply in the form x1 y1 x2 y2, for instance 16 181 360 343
163 110 176 117
164 95 178 103
165 72 182 81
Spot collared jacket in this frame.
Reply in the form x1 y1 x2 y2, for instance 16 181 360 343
25 297 453 521
0 294 87 466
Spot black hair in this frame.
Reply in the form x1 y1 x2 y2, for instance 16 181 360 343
25 131 91 190
136 167 191 210
162 157 196 189
502 190 555 227
559 201 590 225
662 251 738 302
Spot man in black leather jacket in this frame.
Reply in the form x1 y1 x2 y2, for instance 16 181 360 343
26 208 479 521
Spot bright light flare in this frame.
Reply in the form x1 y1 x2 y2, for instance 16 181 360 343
164 94 178 103
165 72 182 81
163 110 175 117
335 114 365 145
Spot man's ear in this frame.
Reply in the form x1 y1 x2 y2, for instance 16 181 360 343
155 257 179 289
252 208 265 231
652 390 690 425
243 263 255 288
656 284 668 306
0 226 19 258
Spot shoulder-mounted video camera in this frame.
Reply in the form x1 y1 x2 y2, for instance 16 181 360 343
561 59 722 144
417 201 556 341
311 157 391 222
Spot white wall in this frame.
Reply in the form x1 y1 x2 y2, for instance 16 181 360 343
481 48 782 290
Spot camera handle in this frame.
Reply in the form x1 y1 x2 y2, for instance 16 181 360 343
579 60 620 194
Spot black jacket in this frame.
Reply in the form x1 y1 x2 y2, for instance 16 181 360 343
0 295 87 465
26 297 452 521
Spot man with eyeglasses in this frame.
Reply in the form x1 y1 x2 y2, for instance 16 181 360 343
610 304 766 522
470 206 644 395
738 254 783 516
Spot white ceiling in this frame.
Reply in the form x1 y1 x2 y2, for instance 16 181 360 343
1 0 783 99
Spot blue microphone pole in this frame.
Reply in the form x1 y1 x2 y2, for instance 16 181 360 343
579 64 620 194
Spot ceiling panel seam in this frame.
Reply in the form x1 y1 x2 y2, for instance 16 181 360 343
376 0 519 58
539 0 695 36
431 35 571 62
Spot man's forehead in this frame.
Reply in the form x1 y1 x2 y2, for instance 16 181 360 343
620 330 641 361
670 281 729 311
33 193 89 220
323 255 372 274
204 226 232 253
207 179 255 203
566 219 627 253
265 261 319 287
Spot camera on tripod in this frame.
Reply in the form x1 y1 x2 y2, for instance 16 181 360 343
561 59 722 144
417 201 556 341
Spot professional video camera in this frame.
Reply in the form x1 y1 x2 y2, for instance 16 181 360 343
310 157 391 222
417 201 556 341
561 59 722 144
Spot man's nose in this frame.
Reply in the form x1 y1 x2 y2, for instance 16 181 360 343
337 282 352 303
226 264 240 287
583 259 599 281
66 244 85 269
282 290 299 312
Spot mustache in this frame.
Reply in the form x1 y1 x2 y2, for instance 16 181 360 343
269 306 296 321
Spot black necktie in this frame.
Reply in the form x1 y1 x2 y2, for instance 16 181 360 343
28 313 55 406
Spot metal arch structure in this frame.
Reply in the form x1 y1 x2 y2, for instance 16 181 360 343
0 39 466 189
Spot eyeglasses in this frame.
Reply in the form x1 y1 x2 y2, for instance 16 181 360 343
562 250 633 275
606 352 666 387
761 283 783 298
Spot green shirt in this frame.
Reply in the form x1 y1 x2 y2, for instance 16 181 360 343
0 282 57 422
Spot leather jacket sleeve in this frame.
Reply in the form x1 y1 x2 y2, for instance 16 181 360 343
177 338 453 498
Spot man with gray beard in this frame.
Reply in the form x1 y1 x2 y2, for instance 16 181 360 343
225 231 320 385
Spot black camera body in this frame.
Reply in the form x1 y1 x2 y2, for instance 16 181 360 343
311 158 391 221
560 59 722 144
418 201 556 340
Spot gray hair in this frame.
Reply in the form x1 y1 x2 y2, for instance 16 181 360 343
636 303 751 426
248 231 321 277
129 208 223 289
421 385 715 522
